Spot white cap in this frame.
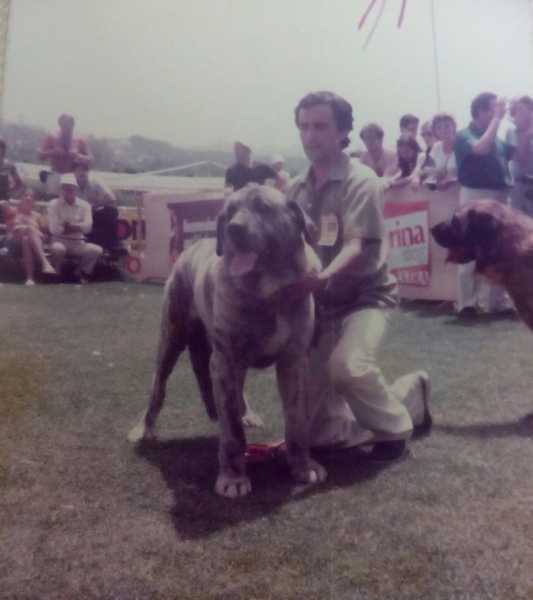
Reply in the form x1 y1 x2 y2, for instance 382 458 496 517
60 173 78 187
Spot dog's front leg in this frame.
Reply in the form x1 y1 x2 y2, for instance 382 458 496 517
210 347 251 498
276 354 327 485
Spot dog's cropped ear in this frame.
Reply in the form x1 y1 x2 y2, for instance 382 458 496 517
465 210 503 247
287 200 313 244
216 211 226 256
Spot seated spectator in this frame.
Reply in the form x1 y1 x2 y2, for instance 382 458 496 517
358 122 398 180
399 114 420 140
224 141 284 196
0 139 24 200
270 153 290 192
47 173 102 284
5 189 55 285
428 112 458 190
73 162 126 258
388 137 424 189
420 119 437 170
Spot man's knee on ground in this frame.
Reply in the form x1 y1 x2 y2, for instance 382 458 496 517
329 350 381 388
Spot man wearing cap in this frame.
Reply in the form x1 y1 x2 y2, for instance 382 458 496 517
38 114 94 199
270 153 290 192
224 142 284 196
47 173 102 283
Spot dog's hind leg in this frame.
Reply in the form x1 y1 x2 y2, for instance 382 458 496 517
187 319 217 421
128 276 188 442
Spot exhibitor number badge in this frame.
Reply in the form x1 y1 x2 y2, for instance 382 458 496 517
318 215 339 246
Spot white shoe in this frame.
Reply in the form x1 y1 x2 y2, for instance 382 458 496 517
42 262 56 275
25 279 36 286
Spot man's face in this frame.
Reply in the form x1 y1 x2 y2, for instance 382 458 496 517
361 132 383 154
74 167 89 188
234 144 251 164
400 122 419 139
433 119 456 142
477 99 496 128
297 104 347 165
511 101 533 130
58 116 75 136
62 184 76 203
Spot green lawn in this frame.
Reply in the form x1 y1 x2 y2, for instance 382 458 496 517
2 282 533 599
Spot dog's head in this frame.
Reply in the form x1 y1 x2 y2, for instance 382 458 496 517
430 200 506 264
216 185 312 278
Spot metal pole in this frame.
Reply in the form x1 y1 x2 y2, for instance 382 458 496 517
429 0 442 110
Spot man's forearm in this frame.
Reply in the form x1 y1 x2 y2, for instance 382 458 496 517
319 238 363 283
471 117 501 155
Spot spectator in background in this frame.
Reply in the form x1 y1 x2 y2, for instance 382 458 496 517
270 153 290 192
454 92 531 318
73 162 126 258
47 173 102 283
427 112 458 191
224 141 283 196
0 139 23 200
358 123 398 182
420 120 437 170
388 137 424 189
399 114 420 140
38 114 94 199
5 189 55 285
506 95 533 218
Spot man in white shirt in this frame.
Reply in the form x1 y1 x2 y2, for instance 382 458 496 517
47 173 103 283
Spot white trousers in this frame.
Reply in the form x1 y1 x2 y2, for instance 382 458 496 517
457 187 510 313
307 307 427 448
50 239 103 275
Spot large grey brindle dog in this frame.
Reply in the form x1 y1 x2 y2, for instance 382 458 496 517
128 185 327 498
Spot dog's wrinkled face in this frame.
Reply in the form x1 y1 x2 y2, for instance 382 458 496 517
431 200 504 264
216 185 311 277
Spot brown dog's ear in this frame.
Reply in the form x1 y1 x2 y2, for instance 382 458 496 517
465 210 503 247
216 212 226 256
287 200 314 244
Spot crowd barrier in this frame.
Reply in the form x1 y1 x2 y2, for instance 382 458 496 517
140 185 461 301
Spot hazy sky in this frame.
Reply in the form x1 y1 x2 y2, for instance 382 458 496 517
3 0 533 154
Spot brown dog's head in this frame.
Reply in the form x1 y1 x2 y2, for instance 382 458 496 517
216 185 312 277
430 200 507 264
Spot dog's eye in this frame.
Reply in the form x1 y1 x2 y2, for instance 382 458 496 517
251 196 273 214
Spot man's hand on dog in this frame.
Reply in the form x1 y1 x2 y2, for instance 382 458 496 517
284 272 328 301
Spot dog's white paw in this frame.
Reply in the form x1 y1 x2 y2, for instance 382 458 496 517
242 409 264 428
127 422 154 443
215 473 252 498
290 458 327 485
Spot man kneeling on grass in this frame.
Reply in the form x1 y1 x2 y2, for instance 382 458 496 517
47 173 102 284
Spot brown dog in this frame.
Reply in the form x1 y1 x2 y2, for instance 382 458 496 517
128 185 327 498
431 199 533 329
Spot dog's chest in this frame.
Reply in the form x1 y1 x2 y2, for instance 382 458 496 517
231 309 292 367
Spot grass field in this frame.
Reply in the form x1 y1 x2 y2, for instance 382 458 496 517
2 282 533 599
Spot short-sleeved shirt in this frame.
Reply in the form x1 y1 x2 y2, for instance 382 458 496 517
505 127 533 181
454 122 515 189
224 162 277 192
429 141 457 179
77 177 114 208
287 152 398 320
0 161 17 200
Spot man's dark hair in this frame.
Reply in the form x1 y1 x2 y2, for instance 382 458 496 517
399 114 419 129
294 91 354 150
359 122 384 140
0 139 7 153
471 92 497 118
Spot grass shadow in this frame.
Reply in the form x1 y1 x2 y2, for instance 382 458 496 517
136 437 390 539
435 411 533 439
